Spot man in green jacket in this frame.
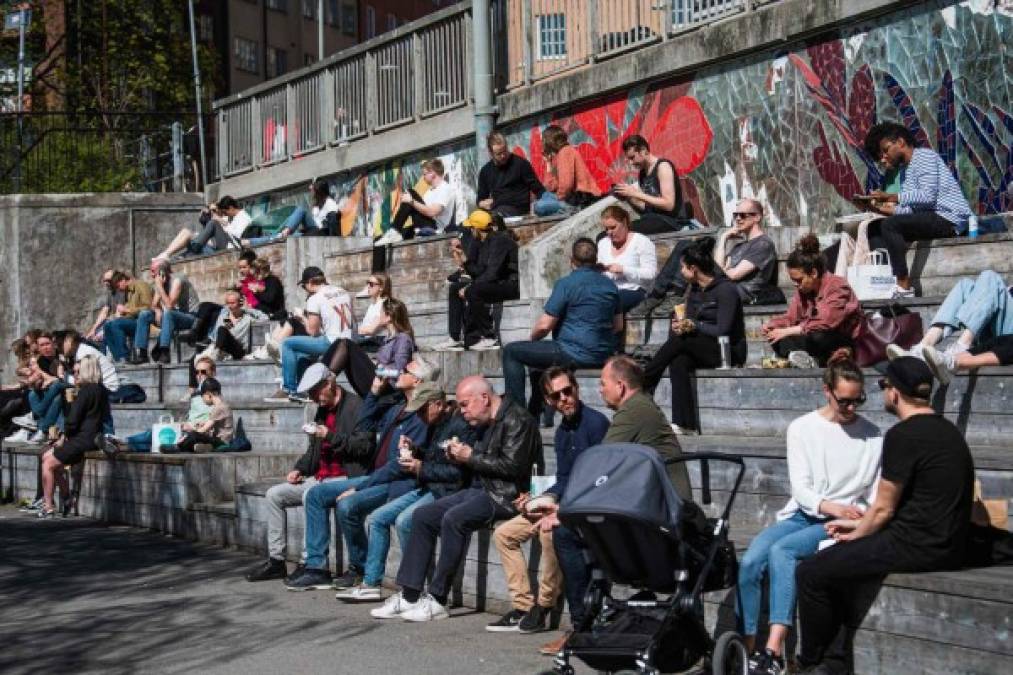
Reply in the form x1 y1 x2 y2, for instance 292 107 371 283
599 355 692 500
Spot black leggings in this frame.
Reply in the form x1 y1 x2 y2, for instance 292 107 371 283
774 331 853 366
320 338 377 399
447 280 520 347
825 213 956 279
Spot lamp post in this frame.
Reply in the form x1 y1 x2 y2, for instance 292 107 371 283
5 6 30 193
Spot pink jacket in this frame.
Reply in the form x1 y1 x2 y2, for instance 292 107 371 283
767 273 864 339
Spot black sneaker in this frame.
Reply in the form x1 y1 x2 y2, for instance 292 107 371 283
332 569 363 590
749 649 786 675
518 604 549 633
287 392 310 404
485 608 525 632
246 558 288 582
284 567 332 591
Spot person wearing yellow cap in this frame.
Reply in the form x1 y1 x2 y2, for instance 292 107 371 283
432 209 519 352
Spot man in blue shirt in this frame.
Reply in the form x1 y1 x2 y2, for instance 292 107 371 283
486 366 609 637
862 122 973 296
501 238 622 420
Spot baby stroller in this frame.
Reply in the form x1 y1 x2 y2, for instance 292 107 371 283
545 443 748 675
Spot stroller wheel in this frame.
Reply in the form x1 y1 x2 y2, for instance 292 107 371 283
711 632 749 675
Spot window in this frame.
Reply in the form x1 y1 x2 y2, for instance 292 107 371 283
267 46 288 78
265 0 287 12
365 4 376 39
537 14 566 60
341 2 356 36
197 14 214 42
234 37 259 73
387 13 397 32
302 0 315 19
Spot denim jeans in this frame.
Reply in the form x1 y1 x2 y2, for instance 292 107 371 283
617 288 647 313
103 317 139 361
502 340 585 416
281 335 333 393
930 270 1013 342
532 191 576 217
125 429 153 452
361 488 433 586
335 483 392 575
247 207 320 245
553 524 591 626
29 382 67 434
136 309 197 350
302 475 369 570
736 510 829 635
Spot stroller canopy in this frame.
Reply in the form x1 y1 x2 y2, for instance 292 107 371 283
560 443 684 530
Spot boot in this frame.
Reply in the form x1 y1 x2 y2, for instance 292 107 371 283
178 314 212 346
128 348 149 365
153 346 171 364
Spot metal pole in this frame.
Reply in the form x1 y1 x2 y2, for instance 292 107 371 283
14 9 27 193
471 0 495 163
187 0 208 190
318 0 325 61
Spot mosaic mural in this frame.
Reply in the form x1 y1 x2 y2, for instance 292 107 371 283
245 0 1011 236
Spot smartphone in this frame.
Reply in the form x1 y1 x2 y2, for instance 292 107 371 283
853 195 875 202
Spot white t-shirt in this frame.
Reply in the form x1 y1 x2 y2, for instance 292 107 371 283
423 181 455 230
305 284 355 342
312 197 340 230
778 410 883 520
359 298 385 335
597 232 658 291
76 343 121 392
224 210 252 242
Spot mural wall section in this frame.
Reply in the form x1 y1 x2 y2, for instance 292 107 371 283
245 1 1011 237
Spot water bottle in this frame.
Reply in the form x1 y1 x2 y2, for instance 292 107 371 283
968 215 979 239
375 366 400 378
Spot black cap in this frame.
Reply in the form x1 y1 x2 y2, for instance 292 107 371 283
199 377 222 396
299 266 326 287
876 356 934 399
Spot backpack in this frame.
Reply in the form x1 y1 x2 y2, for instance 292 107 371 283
108 383 146 404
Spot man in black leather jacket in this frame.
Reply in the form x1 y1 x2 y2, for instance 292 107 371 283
370 375 543 622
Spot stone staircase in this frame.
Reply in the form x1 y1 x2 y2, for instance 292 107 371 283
3 214 1012 674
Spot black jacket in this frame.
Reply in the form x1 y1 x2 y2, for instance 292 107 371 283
465 230 519 284
292 386 363 477
466 396 543 511
254 275 287 321
62 383 109 455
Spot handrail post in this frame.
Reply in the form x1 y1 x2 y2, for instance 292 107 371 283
412 30 424 121
365 50 377 134
251 96 262 166
588 0 599 62
322 67 335 145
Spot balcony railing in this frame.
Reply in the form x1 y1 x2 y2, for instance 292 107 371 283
214 3 473 178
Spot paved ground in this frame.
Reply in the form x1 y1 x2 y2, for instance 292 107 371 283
0 506 572 675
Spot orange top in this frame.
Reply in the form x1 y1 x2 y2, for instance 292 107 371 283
544 145 601 200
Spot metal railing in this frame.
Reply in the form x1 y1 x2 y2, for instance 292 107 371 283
507 0 749 88
214 3 473 177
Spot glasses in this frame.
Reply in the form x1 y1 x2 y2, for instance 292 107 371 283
366 280 380 287
547 385 575 402
878 378 893 391
829 390 866 408
732 212 761 219
196 369 212 376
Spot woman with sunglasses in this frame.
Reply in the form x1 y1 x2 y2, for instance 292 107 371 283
354 273 393 350
321 298 415 399
736 358 882 675
762 234 864 368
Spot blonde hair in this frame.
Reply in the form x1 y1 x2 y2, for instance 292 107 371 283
77 356 102 385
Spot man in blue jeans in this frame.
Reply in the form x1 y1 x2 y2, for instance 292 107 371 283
502 237 622 422
284 360 434 590
102 271 153 363
129 260 200 365
265 266 354 404
335 382 480 602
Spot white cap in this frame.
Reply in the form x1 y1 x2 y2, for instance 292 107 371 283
297 363 332 394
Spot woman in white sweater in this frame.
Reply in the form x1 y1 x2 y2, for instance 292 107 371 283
596 205 657 311
737 358 883 675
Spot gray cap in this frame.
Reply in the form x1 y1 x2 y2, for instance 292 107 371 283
297 363 333 394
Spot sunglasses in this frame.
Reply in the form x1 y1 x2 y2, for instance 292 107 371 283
732 212 760 219
196 369 212 375
878 378 893 391
547 385 575 402
830 390 866 408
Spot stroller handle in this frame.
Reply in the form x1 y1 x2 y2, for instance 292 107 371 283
664 452 746 524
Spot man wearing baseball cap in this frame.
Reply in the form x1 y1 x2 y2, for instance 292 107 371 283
794 357 974 673
432 209 519 352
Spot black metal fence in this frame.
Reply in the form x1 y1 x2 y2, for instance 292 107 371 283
0 112 214 194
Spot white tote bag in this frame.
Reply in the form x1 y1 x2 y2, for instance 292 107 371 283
151 415 182 454
847 249 896 300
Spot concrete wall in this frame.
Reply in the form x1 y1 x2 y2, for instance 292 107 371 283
0 193 204 373
218 0 1011 239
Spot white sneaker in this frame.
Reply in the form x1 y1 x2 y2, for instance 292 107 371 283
922 345 955 386
891 285 916 299
28 430 46 444
787 350 818 369
336 584 383 602
429 338 463 352
370 591 414 619
11 413 37 430
374 229 403 247
469 338 500 351
199 345 223 362
246 345 270 361
885 343 908 361
5 428 31 443
399 594 449 622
